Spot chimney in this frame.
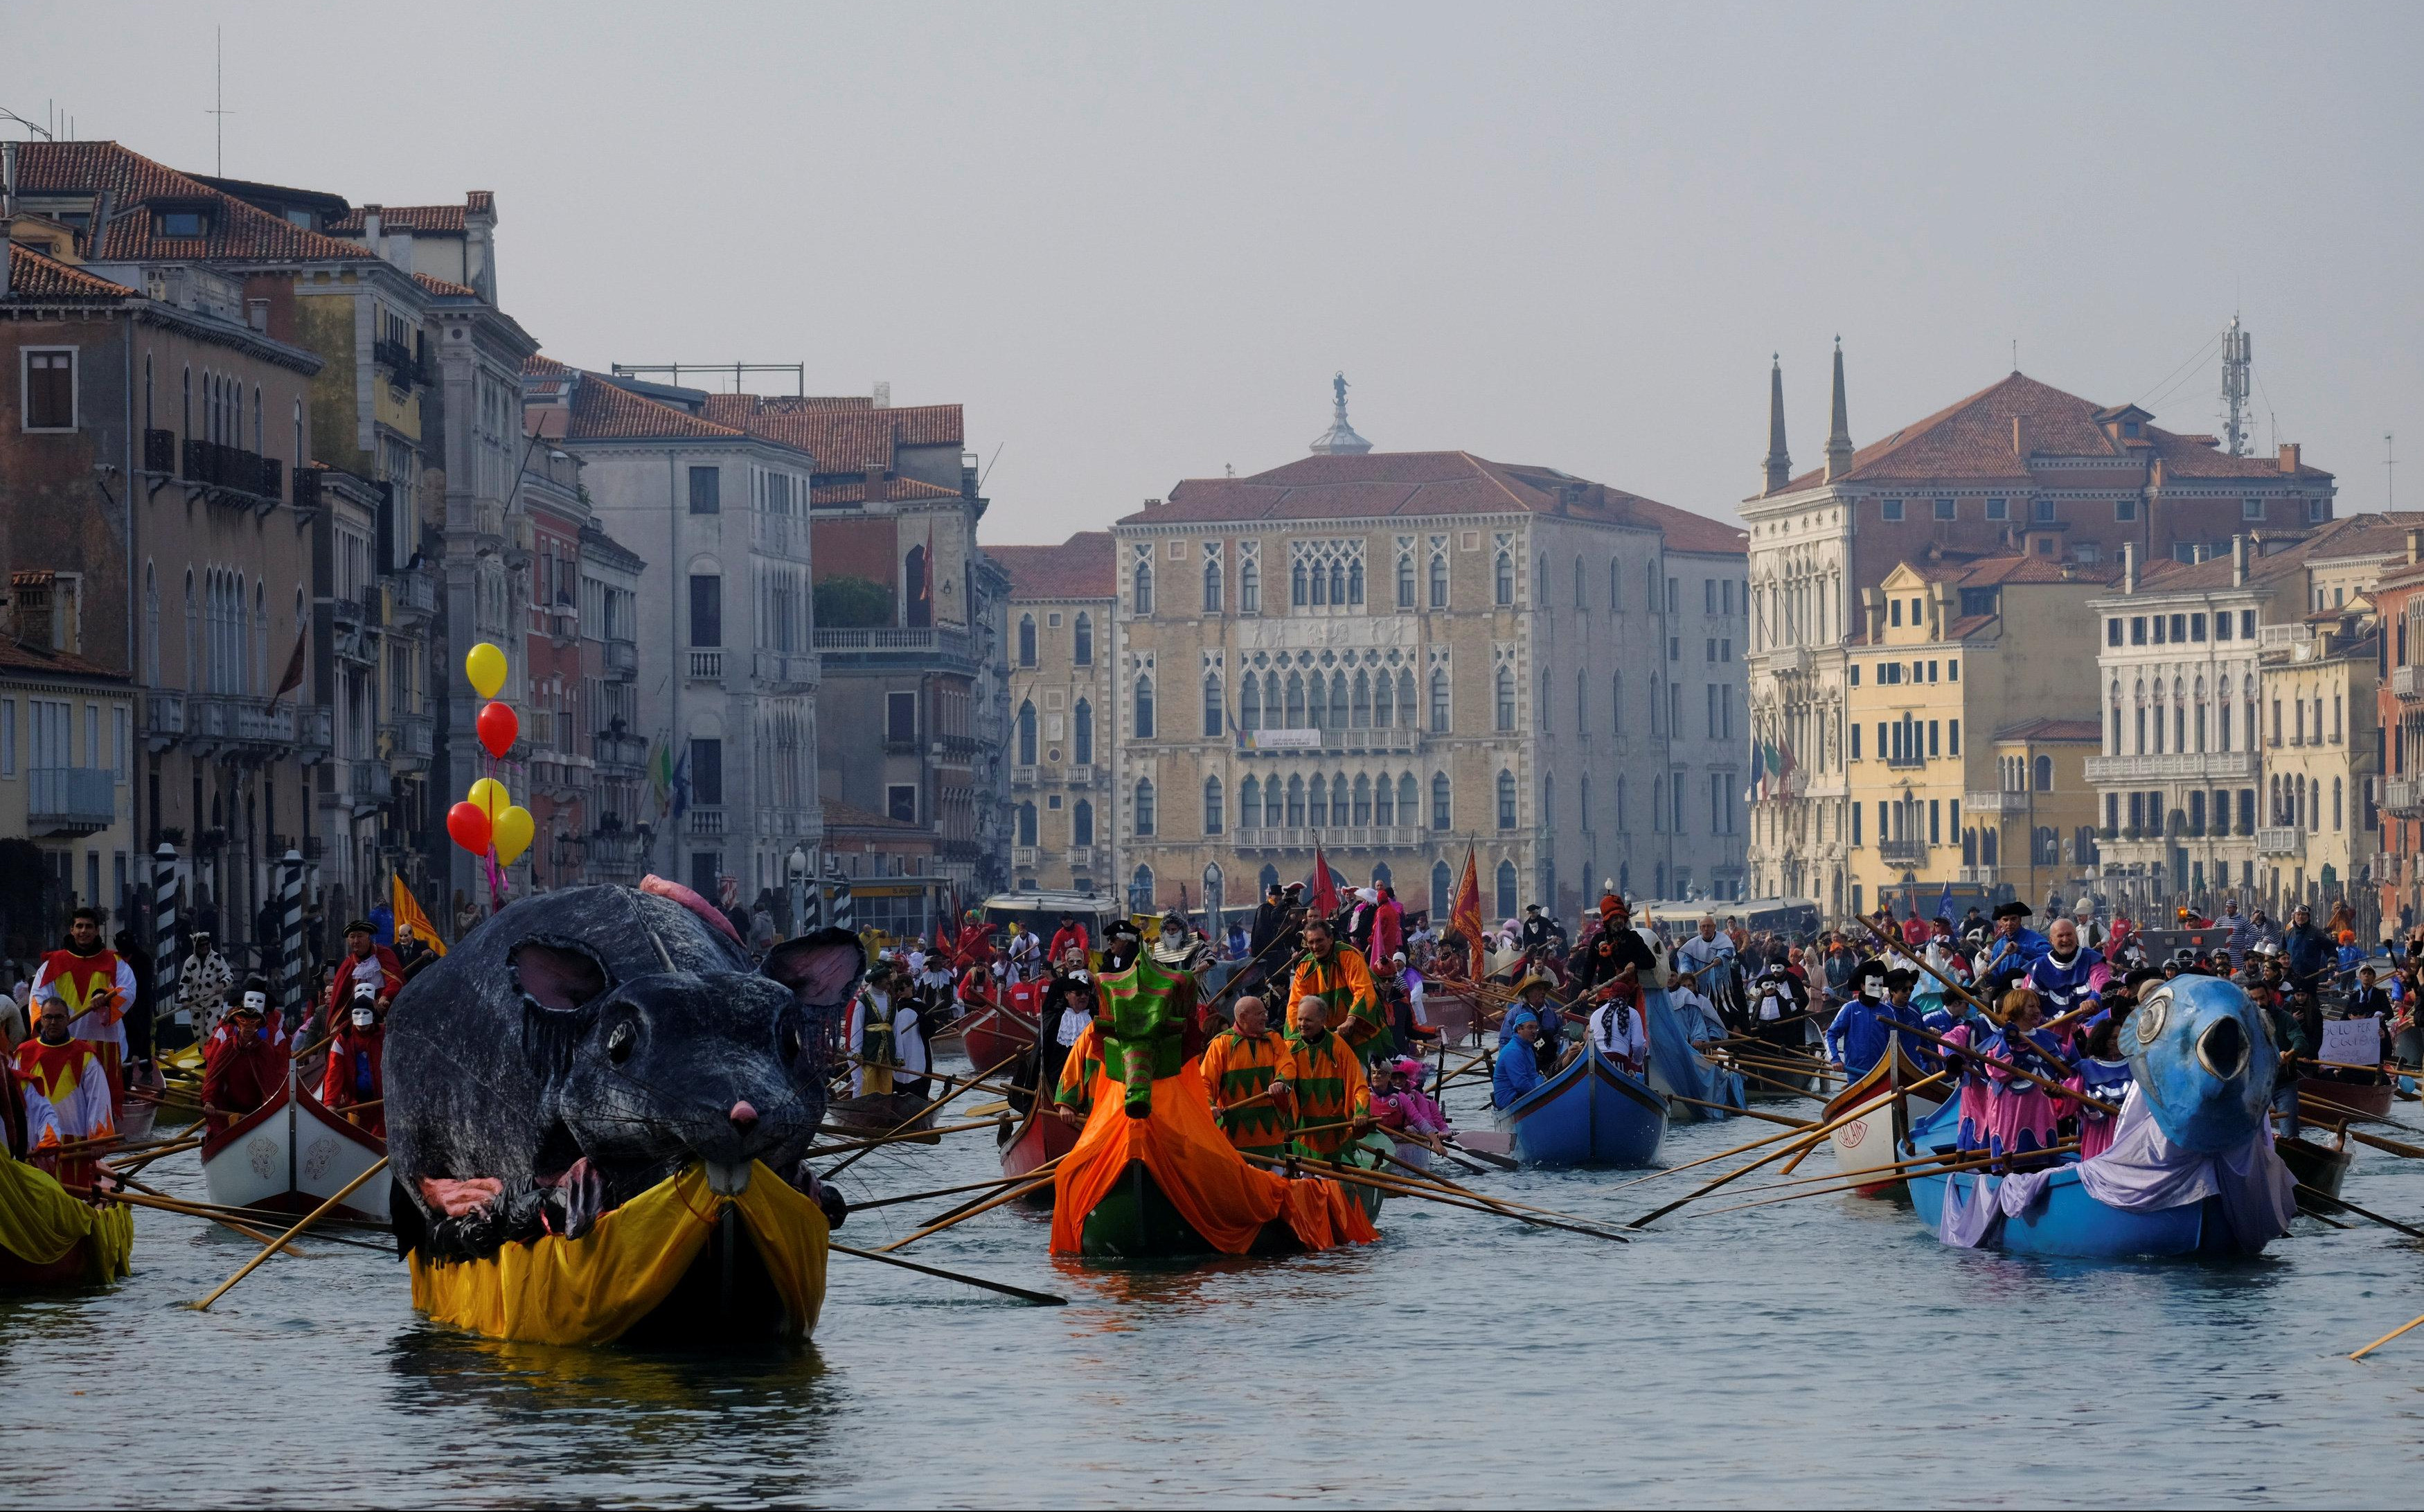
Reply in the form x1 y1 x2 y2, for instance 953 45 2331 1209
360 204 382 253
464 190 497 303
1824 337 1853 482
2278 442 2301 474
2012 414 2026 458
1762 355 1792 495
2406 527 2423 567
2232 533 2248 587
2121 542 2136 594
872 381 891 410
1 140 15 217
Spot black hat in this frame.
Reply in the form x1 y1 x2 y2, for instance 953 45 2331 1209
344 918 375 935
1266 881 1285 897
1993 901 2033 920
1853 957 1889 984
1883 968 1921 990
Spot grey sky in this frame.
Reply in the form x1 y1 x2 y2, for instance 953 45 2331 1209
12 2 2421 544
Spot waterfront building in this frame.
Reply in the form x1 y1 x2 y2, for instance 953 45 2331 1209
991 531 1116 896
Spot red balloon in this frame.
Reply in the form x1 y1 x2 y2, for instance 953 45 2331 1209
446 800 493 856
476 700 519 759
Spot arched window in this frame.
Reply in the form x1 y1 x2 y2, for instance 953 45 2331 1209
143 562 159 686
1495 550 1514 606
1204 776 1224 835
1204 555 1223 612
1397 554 1415 609
1017 801 1038 846
2032 755 2053 792
1396 668 1415 726
1432 860 1452 919
1429 668 1450 731
1372 862 1391 889
1240 557 1260 613
1580 774 1592 831
1130 864 1155 912
1017 700 1037 765
904 544 931 627
1610 558 1623 610
1262 863 1282 893
184 568 198 693
1495 666 1515 731
1240 676 1262 731
1616 775 1628 831
1431 772 1452 830
251 578 266 694
1374 668 1393 727
1073 799 1094 846
1308 774 1328 828
1346 559 1363 605
1134 676 1155 738
1574 557 1587 607
1293 560 1311 607
1575 668 1587 731
1073 612 1093 665
1398 772 1418 826
1265 776 1285 826
1287 774 1307 826
1134 778 1156 835
1374 772 1394 825
2333 776 2344 831
1073 698 1094 764
1305 672 1327 729
1497 769 1517 830
1352 669 1371 727
1649 673 1662 736
1203 674 1224 738
1540 670 1551 734
1017 614 1037 667
1653 776 1666 833
1134 558 1154 614
1429 553 1448 607
1239 776 1261 827
1495 860 1518 921
1285 672 1306 727
1543 772 1555 830
1981 828 1999 866
1330 560 1347 605
1352 773 1373 826
1329 671 1348 727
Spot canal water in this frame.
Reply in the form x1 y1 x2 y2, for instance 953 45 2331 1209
8 1056 2424 1507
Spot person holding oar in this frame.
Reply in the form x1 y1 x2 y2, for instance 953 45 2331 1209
1282 996 1373 1158
1979 987 2076 1168
14 991 118 1187
1200 995 1294 1160
201 981 285 1134
1824 958 1900 1082
1051 986 1112 1129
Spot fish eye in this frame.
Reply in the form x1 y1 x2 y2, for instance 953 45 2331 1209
607 1020 636 1065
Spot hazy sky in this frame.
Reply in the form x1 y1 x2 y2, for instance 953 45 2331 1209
12 3 2422 546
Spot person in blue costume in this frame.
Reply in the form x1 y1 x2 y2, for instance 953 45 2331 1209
1498 970 1565 1074
1824 957 1896 1080
1977 900 2049 993
1493 1009 1549 1107
2024 917 2108 1051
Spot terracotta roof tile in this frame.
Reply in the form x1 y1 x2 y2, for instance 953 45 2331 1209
809 476 962 506
0 634 128 683
699 394 966 472
5 243 134 299
1771 371 2333 493
328 201 479 234
991 532 1115 601
1131 451 1745 555
412 272 477 299
563 373 745 443
15 141 379 265
2132 514 2424 594
523 353 574 377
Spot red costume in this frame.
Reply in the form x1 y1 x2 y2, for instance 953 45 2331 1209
1046 923 1091 966
320 1019 387 1137
15 1035 119 1186
321 945 404 1038
1372 892 1405 967
32 943 135 1081
202 1019 287 1129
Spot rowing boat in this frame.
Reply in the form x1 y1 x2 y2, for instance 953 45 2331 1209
1907 1161 2252 1258
1493 1044 1668 1168
1823 1047 1946 1195
0 1156 133 1286
2276 1129 2354 1213
956 988 1042 1074
2297 1076 2393 1121
1415 993 1481 1047
999 1101 1078 1206
823 1090 939 1143
202 1070 389 1222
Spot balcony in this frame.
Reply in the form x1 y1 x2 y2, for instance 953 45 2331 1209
1236 724 1425 756
1010 765 1037 788
1012 846 1040 869
381 711 435 772
181 438 282 504
1067 763 1096 786
334 622 378 668
2396 666 2424 702
1957 866 1997 885
2389 778 2424 817
2083 750 2260 783
292 467 322 515
812 625 976 670
297 706 333 758
145 691 186 751
687 649 724 682
373 337 424 386
1233 825 1429 852
347 761 389 805
142 427 176 473
1963 790 2017 814
182 693 296 751
603 637 637 680
2256 826 2306 857
593 731 648 776
27 767 116 837
686 807 726 837
752 510 808 560
547 605 580 649
751 650 817 688
1066 846 1101 870
1878 838 1929 867
587 831 648 879
387 569 436 622
1884 754 1927 770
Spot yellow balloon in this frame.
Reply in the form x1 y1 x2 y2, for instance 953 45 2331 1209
492 805 535 866
467 777 510 822
465 641 508 700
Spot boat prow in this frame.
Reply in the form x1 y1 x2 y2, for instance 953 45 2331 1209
1822 1049 1945 1196
201 1077 389 1222
1494 1045 1668 1168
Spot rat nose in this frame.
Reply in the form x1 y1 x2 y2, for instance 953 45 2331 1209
729 1099 758 1130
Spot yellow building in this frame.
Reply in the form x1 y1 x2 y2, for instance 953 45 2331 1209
2258 603 2378 918
0 600 140 931
1968 718 2103 914
1844 555 2103 914
992 532 1116 894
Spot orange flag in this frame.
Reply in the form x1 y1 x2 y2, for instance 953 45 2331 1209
1451 847 1484 981
393 875 447 957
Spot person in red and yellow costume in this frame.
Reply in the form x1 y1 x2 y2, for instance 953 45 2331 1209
1288 917 1388 1063
30 906 136 1087
1198 995 1292 1159
1281 996 1371 1159
15 994 118 1186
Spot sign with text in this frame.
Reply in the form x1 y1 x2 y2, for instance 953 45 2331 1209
2319 1016 2382 1069
1244 728 1321 750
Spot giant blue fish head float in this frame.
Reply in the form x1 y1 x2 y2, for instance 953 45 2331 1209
2119 973 2276 1153
385 880 864 1256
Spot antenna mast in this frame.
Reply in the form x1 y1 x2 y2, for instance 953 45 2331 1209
2220 314 2252 457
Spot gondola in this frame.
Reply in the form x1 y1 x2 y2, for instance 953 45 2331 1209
1492 1044 1668 1168
955 994 1040 1076
1414 992 1481 1047
823 1089 938 1144
2276 1128 2355 1213
0 1156 133 1287
201 1069 389 1222
1906 1161 2254 1258
999 1099 1079 1207
1822 1046 1947 1195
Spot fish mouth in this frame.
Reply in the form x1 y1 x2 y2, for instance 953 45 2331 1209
2196 1015 2249 1081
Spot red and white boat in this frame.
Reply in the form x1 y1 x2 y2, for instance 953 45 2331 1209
956 984 1042 1075
1823 1045 1946 1196
998 1099 1079 1206
201 1068 389 1222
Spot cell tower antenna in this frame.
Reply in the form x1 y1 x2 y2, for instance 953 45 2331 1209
2220 313 2253 457
2389 433 2398 512
204 27 235 176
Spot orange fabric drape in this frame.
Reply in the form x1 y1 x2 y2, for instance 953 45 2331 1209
1050 1060 1376 1256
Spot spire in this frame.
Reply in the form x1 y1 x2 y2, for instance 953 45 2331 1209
1762 353 1792 495
1310 371 1372 456
1824 335 1853 482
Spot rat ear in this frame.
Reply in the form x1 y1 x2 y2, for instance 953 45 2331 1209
763 927 864 1009
509 939 610 1013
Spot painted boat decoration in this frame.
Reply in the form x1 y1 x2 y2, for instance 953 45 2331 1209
1824 1046 1945 1195
1493 1044 1668 1168
201 1073 389 1222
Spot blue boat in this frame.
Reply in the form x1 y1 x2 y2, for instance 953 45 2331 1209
1494 1044 1668 1168
1907 1164 2241 1258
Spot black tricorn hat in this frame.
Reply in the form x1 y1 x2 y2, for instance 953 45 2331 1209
1993 901 2033 920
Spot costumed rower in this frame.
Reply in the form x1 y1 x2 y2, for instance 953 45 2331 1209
173 929 235 1046
1052 990 1112 1127
1981 986 2072 1163
1492 1006 1578 1106
1198 995 1294 1159
1502 969 1567 1071
30 905 136 1087
321 979 388 1136
1289 917 1388 1062
201 981 286 1131
1824 957 1896 1080
322 917 404 1041
1978 900 2051 993
1281 996 1372 1158
2026 917 2108 1051
848 958 930 1098
1585 981 1649 1076
14 993 118 1185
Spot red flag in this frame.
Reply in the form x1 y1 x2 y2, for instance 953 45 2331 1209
270 627 308 706
1451 846 1485 981
1308 845 1338 920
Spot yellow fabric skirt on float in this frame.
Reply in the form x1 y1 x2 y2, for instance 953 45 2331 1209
409 1162 828 1346
0 1157 134 1285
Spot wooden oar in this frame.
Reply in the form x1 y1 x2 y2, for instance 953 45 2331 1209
1242 1152 1632 1243
846 1165 1061 1213
1441 1137 1519 1171
1717 1062 1834 1104
103 1185 314 1250
803 1117 1011 1160
1667 1094 1809 1128
1708 1137 2025 1202
191 1156 389 1311
829 1242 1067 1306
2351 1308 2424 1360
1625 1073 1950 1229
2295 1090 2424 1137
1873 1015 2118 1115
876 1170 1058 1252
847 1058 1026 1104
2294 1184 2424 1240
1690 1143 2081 1218
2345 1126 2424 1159
1366 1146 1608 1228
1606 1114 1837 1193
827 1051 1024 1178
